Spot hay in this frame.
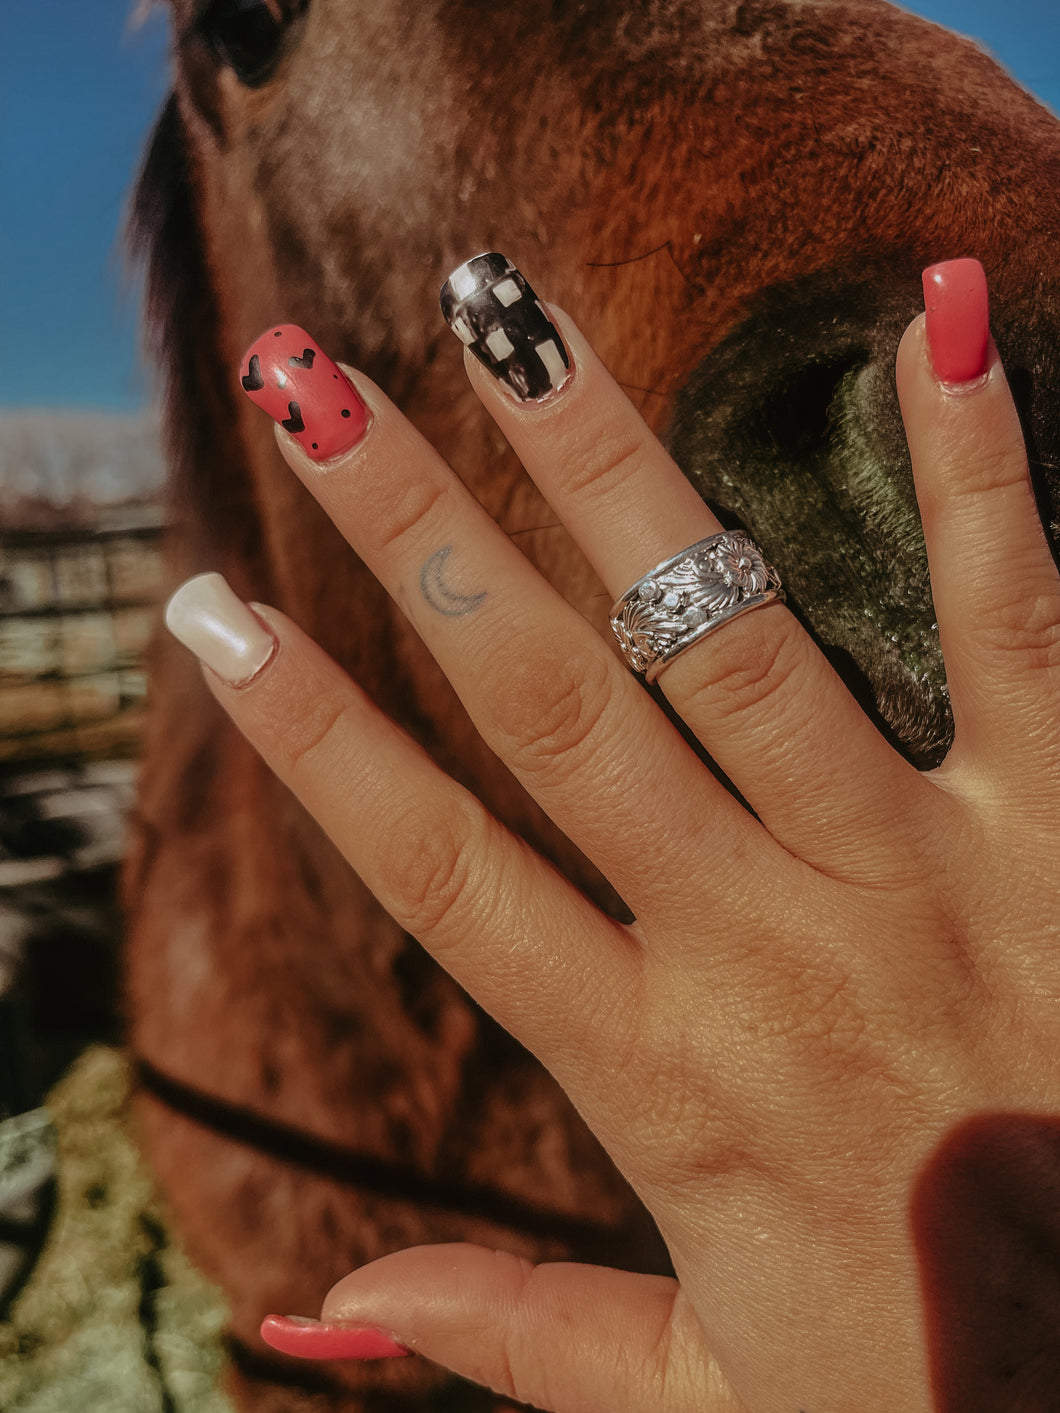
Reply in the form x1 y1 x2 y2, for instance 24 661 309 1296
0 1046 233 1413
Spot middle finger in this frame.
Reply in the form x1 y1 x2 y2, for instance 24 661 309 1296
443 255 923 879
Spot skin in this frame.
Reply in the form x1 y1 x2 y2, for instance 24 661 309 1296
169 302 1060 1412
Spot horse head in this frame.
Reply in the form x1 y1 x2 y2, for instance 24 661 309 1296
127 3 1060 1407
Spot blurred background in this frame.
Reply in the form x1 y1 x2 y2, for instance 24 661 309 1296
0 6 224 1408
2 0 169 1117
0 0 1056 1407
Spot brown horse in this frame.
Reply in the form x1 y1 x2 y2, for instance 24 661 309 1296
126 2 1060 1409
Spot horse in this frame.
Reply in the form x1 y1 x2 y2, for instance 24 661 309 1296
126 2 1060 1409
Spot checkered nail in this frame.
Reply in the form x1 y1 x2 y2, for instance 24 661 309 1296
440 253 572 403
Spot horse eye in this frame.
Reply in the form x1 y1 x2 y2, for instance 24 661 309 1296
197 0 308 87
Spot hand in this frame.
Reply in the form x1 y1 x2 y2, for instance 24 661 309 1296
165 257 1060 1413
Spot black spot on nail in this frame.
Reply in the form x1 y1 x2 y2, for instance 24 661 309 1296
341 409 351 417
241 354 265 392
288 348 316 369
282 401 305 434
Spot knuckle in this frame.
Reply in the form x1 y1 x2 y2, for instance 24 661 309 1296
374 796 484 940
951 443 1030 501
680 615 808 722
277 686 357 783
972 589 1060 671
563 423 649 502
624 1062 759 1192
766 964 868 1055
747 949 899 1098
371 477 449 555
489 637 617 780
504 1258 566 1406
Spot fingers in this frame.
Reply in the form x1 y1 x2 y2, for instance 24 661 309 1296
164 575 634 1077
443 259 919 877
234 322 793 930
897 261 1060 781
264 1243 738 1413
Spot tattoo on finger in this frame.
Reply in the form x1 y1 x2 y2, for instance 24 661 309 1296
419 546 488 617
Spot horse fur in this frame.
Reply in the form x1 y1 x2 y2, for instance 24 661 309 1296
126 2 1060 1408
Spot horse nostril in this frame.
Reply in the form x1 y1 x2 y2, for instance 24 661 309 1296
758 354 868 459
197 0 309 88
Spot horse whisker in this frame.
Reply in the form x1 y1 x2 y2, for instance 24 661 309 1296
586 241 673 269
617 382 669 398
505 523 564 537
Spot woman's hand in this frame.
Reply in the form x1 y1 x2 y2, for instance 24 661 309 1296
165 257 1060 1413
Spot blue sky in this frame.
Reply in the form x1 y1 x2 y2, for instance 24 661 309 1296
3 1 1058 412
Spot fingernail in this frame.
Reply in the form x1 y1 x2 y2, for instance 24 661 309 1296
440 252 572 404
240 325 370 460
260 1314 410 1361
922 259 990 385
165 572 277 686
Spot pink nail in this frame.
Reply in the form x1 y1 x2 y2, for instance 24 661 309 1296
922 259 990 384
260 1314 410 1361
240 325 370 461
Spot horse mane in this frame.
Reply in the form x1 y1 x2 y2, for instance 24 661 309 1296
128 95 270 586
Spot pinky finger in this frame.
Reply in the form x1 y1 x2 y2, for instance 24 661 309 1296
896 260 1060 777
261 1243 742 1413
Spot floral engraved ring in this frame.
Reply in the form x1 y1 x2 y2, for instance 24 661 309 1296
609 531 785 682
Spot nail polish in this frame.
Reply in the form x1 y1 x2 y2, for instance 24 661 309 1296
165 573 277 686
260 1314 410 1360
922 259 990 385
440 252 572 403
240 325 370 460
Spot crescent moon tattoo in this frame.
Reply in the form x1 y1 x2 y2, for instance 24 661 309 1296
419 545 488 617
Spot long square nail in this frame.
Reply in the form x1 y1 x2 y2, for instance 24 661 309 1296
165 573 277 686
440 253 572 404
240 325 370 460
260 1314 410 1361
922 259 990 385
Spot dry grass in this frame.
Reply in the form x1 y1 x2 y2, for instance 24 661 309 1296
0 1046 233 1413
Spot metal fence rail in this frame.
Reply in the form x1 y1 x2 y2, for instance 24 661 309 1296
0 516 165 764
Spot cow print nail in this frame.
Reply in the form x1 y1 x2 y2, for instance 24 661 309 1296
440 253 572 403
238 325 370 462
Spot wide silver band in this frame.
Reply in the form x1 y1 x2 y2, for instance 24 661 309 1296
610 531 784 682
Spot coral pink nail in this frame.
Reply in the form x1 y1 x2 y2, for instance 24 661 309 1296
922 259 990 384
240 325 370 461
260 1314 410 1360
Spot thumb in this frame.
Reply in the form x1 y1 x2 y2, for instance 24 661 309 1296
263 1242 744 1413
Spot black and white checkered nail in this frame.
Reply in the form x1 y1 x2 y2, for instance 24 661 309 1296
440 253 572 403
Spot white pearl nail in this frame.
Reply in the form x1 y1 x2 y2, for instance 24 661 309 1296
165 572 277 686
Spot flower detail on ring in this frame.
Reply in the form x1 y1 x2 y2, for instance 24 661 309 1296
610 531 783 680
713 534 771 594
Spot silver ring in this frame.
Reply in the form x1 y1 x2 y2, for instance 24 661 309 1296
609 531 784 682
